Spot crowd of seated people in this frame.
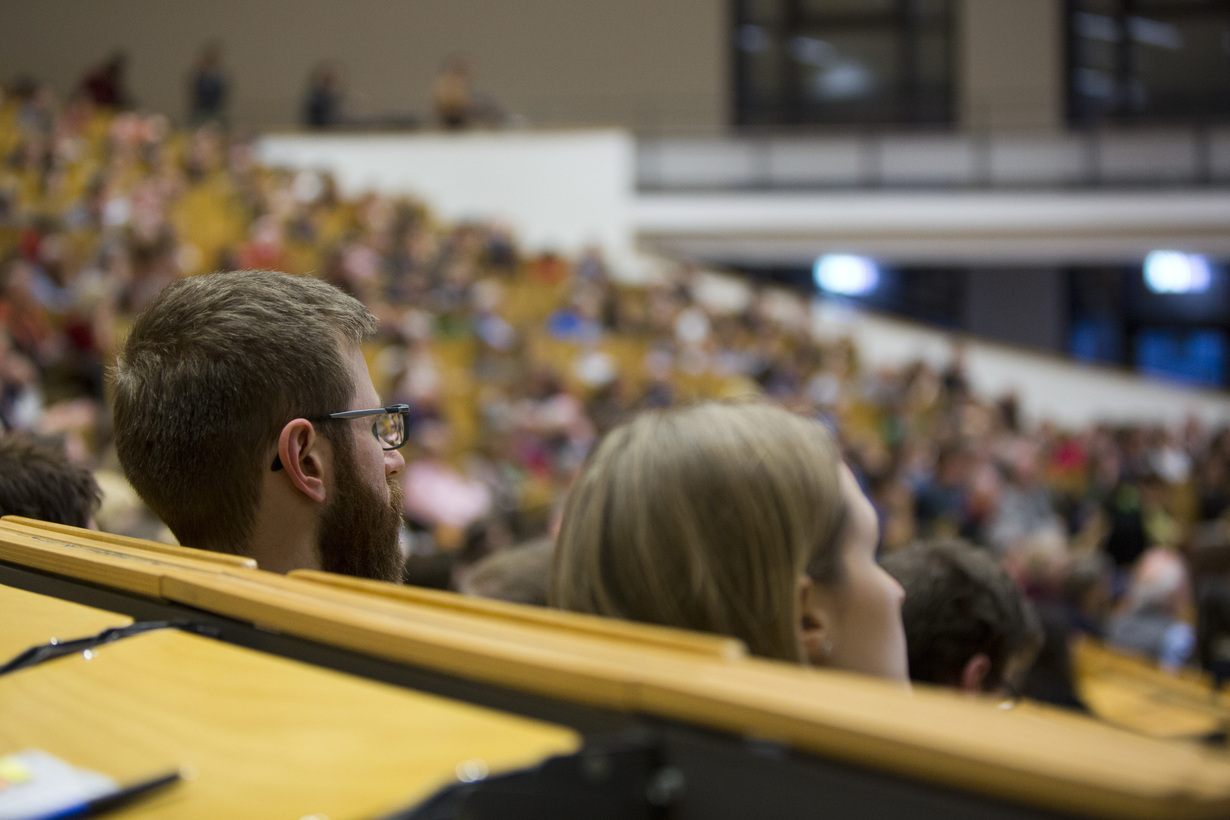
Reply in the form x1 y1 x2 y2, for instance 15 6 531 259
3 78 1230 711
68 44 497 131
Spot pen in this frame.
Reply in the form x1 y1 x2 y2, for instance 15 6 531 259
36 768 183 819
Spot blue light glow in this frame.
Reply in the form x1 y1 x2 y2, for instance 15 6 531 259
814 255 879 296
1144 251 1212 294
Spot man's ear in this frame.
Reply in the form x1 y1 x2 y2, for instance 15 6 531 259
278 419 327 504
798 575 838 666
959 653 992 693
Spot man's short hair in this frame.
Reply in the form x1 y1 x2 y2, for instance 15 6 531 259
111 270 378 553
882 538 1042 691
0 434 100 527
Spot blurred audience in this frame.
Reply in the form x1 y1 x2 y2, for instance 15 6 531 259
1197 575 1230 688
303 62 344 128
432 54 503 129
79 52 131 109
187 42 229 126
1105 548 1194 672
1 73 1226 700
433 54 472 130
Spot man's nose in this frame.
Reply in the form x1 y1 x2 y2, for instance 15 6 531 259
385 447 406 476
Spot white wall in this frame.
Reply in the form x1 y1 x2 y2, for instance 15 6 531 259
812 301 1230 429
252 131 1230 269
256 130 636 265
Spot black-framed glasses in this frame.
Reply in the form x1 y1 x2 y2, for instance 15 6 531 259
271 404 412 471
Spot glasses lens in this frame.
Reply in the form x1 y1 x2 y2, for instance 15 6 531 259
374 412 404 449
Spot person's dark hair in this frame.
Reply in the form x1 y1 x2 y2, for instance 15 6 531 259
882 538 1042 691
110 270 377 553
1020 601 1089 712
460 538 555 607
1197 577 1230 689
0 435 100 527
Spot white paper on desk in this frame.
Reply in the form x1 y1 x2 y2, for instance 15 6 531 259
0 749 118 820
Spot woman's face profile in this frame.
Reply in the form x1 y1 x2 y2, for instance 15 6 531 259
820 465 910 682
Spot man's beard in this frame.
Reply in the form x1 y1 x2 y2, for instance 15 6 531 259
317 437 406 583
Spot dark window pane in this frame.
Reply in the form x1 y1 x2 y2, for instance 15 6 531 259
744 0 783 24
1068 0 1230 122
1136 328 1228 387
799 0 898 17
916 29 949 84
744 31 784 100
734 0 953 125
1075 0 1120 16
793 30 898 104
912 0 952 19
1071 319 1125 365
1133 16 1230 115
1136 0 1230 8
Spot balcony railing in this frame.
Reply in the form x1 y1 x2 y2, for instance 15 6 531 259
637 124 1230 191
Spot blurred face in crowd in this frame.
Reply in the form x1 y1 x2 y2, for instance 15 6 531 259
808 466 909 682
316 347 406 582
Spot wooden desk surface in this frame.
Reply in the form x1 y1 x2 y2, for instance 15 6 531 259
162 570 1230 819
0 583 132 659
0 628 579 820
1074 638 1230 740
8 523 1230 819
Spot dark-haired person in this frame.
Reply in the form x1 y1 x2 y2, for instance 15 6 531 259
459 538 554 607
187 41 229 126
0 434 100 527
882 539 1041 695
111 270 407 581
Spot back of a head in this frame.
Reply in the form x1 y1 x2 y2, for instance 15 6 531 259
0 434 100 528
460 538 555 607
110 270 377 553
882 538 1041 691
550 401 844 661
1125 547 1190 616
1197 576 1230 680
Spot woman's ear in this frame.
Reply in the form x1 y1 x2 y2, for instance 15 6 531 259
798 575 838 666
278 419 327 504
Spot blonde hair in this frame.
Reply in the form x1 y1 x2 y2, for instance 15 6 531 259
550 402 845 661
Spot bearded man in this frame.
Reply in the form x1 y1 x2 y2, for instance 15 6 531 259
112 270 406 582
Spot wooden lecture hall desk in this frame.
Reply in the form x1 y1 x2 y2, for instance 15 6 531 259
3 516 1230 820
1068 637 1230 741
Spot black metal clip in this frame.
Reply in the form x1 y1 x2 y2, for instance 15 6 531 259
384 728 682 820
0 620 220 676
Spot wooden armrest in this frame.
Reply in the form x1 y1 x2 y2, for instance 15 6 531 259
289 569 746 659
0 516 256 568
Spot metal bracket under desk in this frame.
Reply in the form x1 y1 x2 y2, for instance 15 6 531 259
389 723 1070 820
0 559 1077 820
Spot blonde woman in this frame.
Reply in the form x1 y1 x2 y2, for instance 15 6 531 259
550 401 908 682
